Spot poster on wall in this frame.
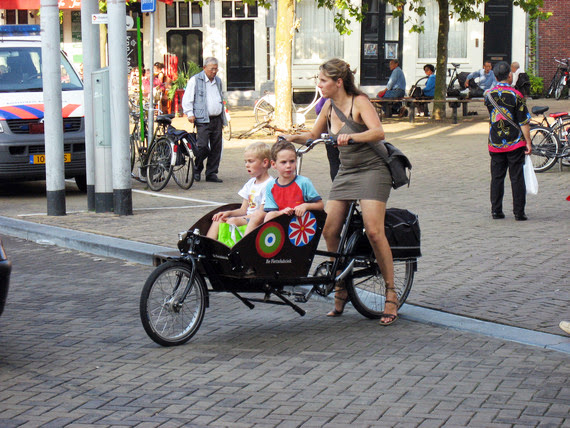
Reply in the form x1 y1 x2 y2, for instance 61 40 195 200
364 43 378 58
385 42 398 60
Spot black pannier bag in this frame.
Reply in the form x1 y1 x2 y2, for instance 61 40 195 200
349 208 421 260
384 208 421 259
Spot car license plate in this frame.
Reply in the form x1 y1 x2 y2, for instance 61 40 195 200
29 153 71 164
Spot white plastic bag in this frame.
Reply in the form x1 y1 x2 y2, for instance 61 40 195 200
524 155 538 195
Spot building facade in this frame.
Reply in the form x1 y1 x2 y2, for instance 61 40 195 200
1 0 543 104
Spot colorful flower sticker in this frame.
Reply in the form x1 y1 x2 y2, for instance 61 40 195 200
288 212 317 247
256 222 285 258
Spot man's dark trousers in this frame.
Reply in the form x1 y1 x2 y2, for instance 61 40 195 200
195 115 223 178
490 147 526 215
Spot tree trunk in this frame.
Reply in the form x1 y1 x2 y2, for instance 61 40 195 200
434 0 449 120
274 0 295 130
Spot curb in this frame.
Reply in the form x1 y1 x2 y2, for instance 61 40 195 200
0 216 173 266
1 215 568 354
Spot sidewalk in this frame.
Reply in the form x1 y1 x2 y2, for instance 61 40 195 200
0 98 569 340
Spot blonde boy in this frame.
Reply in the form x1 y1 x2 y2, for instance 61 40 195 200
206 142 272 240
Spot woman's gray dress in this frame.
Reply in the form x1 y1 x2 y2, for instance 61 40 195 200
327 99 392 202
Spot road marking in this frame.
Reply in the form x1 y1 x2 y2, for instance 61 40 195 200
132 189 224 205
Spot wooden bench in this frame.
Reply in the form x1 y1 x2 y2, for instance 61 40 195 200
370 97 486 124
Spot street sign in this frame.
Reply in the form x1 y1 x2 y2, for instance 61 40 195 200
141 0 156 13
92 14 134 30
91 14 108 24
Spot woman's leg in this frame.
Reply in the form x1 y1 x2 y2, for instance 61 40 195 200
360 200 396 324
322 200 350 315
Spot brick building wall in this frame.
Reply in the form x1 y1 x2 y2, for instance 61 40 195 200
537 0 570 82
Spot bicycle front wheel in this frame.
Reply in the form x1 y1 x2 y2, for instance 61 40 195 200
223 123 232 141
530 126 560 172
140 260 207 347
172 144 195 190
146 137 173 191
555 76 567 100
344 232 415 319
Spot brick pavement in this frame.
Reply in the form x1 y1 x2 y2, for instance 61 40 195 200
0 236 568 427
0 98 569 339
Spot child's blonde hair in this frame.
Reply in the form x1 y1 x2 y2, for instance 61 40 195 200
245 142 271 162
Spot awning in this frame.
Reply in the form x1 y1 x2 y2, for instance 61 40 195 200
0 0 81 9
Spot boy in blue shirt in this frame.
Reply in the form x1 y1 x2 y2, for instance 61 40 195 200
248 140 323 228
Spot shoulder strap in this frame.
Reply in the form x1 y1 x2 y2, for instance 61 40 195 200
487 90 521 130
330 99 349 123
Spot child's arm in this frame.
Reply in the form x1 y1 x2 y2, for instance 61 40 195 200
293 200 324 217
212 200 249 222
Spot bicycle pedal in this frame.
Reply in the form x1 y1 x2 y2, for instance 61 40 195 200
293 292 308 303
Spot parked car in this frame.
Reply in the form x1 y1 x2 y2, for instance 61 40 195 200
0 24 86 191
0 239 11 317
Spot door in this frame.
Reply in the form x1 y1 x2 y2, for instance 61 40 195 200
484 0 512 65
360 0 404 86
226 20 255 90
167 30 203 70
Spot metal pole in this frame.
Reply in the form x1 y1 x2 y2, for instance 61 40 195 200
80 0 101 211
148 11 155 142
107 0 133 215
40 0 66 216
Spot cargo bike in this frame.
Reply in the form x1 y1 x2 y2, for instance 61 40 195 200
140 136 421 346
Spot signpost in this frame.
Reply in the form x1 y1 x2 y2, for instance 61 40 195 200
141 0 156 13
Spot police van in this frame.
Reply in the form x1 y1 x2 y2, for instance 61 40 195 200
0 25 86 191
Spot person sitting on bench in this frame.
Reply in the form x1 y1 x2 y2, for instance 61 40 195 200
461 60 497 98
377 59 407 117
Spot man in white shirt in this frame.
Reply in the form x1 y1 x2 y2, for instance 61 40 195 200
511 62 523 87
182 57 227 183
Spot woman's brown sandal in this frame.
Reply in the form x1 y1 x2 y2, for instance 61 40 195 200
379 286 399 326
327 284 348 317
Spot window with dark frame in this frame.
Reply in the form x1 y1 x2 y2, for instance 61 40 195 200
178 2 189 28
222 1 232 18
191 3 202 27
248 2 258 17
166 3 177 28
234 1 245 18
6 10 16 25
221 1 257 18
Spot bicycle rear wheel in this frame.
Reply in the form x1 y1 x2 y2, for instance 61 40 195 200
146 136 173 191
344 231 415 319
530 126 560 172
253 97 275 135
172 144 195 190
140 260 207 346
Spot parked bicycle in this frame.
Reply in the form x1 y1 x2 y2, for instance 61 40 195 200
130 100 197 191
545 58 569 100
529 106 570 172
253 76 323 134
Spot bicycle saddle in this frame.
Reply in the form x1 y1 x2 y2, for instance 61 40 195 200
156 114 173 125
532 106 549 115
451 63 461 68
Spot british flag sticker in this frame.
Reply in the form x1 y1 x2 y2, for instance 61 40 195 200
288 212 317 247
